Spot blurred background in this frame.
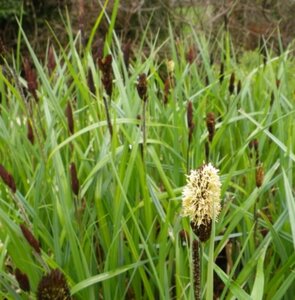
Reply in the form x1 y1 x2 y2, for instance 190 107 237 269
1 0 295 55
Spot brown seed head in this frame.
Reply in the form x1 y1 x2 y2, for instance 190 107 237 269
98 55 113 98
70 162 80 196
65 101 74 135
229 72 235 95
206 112 215 142
186 45 197 64
15 268 30 292
98 54 112 75
187 101 194 129
47 46 56 75
0 164 16 193
20 223 41 254
23 57 38 102
27 119 34 144
137 73 148 102
237 79 242 94
87 69 95 95
37 269 71 300
256 164 264 188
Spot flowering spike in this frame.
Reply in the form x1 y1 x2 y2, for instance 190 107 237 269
182 164 221 241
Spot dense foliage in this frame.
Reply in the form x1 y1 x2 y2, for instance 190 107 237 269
0 9 295 299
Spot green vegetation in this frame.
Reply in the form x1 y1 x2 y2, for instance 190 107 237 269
0 10 295 299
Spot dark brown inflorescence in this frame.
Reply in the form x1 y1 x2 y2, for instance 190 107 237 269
137 73 148 102
206 112 215 142
237 79 242 94
65 101 74 135
15 268 30 292
37 269 71 300
70 162 80 196
186 45 197 64
23 57 38 102
47 45 56 75
256 164 264 188
27 119 34 144
229 72 235 95
98 54 113 98
0 164 16 193
20 223 41 254
191 220 212 243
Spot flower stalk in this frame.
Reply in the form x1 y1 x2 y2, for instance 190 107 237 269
182 163 221 299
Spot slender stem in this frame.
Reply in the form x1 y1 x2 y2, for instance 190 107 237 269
187 142 190 174
103 96 113 138
142 100 147 159
193 239 201 300
254 197 258 247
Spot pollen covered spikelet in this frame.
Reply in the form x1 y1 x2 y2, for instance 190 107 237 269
182 164 221 241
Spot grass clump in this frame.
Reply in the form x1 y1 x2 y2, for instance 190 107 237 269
0 13 295 300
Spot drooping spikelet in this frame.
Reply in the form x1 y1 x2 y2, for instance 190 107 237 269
182 163 221 241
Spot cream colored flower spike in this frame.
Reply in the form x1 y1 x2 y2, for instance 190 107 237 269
182 163 221 227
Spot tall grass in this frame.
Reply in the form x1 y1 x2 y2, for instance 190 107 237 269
0 13 295 300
